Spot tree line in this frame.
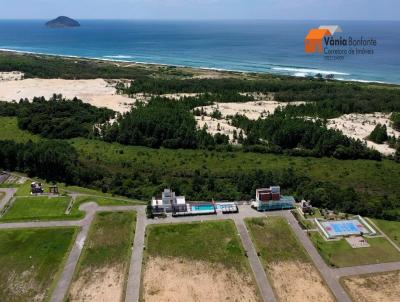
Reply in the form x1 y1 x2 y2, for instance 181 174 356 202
230 111 381 160
99 97 229 149
0 95 115 139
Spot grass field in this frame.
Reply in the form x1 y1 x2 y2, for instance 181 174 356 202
143 220 259 302
310 232 400 267
0 227 77 302
371 219 400 247
68 211 136 302
245 217 334 302
1 196 72 221
1 116 400 201
246 217 310 263
69 196 143 217
146 220 248 271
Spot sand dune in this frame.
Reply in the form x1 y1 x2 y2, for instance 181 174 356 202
327 112 399 155
0 77 134 112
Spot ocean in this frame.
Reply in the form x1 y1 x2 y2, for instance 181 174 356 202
0 20 399 84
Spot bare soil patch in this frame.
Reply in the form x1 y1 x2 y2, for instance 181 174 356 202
143 256 259 302
268 261 334 302
342 271 400 302
0 78 134 112
69 265 125 302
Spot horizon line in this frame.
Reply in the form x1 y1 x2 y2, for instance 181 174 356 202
0 18 400 22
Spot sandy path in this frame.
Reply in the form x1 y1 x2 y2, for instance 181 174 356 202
268 261 335 302
342 271 400 302
0 78 134 112
143 257 259 302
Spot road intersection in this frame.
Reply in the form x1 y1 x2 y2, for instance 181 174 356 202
0 192 399 302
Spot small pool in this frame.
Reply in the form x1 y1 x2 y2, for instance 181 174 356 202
191 204 215 212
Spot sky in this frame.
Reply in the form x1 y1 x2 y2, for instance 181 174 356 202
0 0 399 20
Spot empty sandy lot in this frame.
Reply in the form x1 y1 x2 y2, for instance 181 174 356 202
69 266 126 302
268 261 334 302
342 271 400 302
143 257 259 302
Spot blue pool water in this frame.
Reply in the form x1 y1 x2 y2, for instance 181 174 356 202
191 204 215 212
332 222 359 234
0 20 399 83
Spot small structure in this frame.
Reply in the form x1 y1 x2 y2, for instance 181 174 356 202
31 182 44 194
49 186 59 195
300 200 313 214
251 186 295 211
150 189 238 217
151 189 186 214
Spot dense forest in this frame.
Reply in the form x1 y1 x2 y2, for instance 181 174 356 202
0 96 115 139
0 140 79 183
100 97 229 148
392 113 400 131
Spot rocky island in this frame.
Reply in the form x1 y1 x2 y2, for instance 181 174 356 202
45 16 80 28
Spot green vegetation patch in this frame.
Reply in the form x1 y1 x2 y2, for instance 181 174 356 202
310 232 400 268
245 216 310 264
72 211 135 273
0 227 77 302
146 220 248 272
69 196 142 217
372 219 400 247
1 196 71 221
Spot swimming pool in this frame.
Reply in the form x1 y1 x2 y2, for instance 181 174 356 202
191 204 215 212
321 219 369 237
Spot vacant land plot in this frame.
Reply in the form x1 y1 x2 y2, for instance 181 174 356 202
1 196 71 221
310 232 400 268
68 211 136 302
246 217 334 302
69 195 143 217
0 227 77 302
143 220 259 302
341 271 400 302
371 219 400 247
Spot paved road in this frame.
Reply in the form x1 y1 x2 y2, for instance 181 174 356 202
335 261 400 277
51 203 142 302
1 196 400 302
234 218 276 302
0 188 16 212
125 206 146 302
281 211 352 302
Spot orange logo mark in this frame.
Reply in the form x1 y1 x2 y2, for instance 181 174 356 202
304 29 331 53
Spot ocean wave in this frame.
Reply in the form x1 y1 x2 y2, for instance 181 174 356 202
0 47 394 85
272 66 350 76
103 55 135 59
